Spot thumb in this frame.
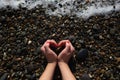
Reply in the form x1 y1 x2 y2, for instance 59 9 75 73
44 43 55 54
64 43 70 52
44 43 50 52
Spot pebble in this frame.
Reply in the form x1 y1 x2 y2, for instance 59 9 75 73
28 40 32 44
15 58 22 61
21 31 26 36
17 49 22 54
25 75 31 79
77 49 88 62
0 34 3 42
117 65 120 70
110 28 116 34
0 73 9 80
81 73 91 80
116 57 120 62
36 47 41 54
99 35 104 39
76 76 80 80
3 52 7 60
99 51 105 56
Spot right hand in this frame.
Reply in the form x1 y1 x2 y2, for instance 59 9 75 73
58 40 75 63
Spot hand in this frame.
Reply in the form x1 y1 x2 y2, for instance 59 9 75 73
41 40 58 63
58 40 75 63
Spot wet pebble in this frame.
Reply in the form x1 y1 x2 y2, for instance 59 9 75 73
81 73 91 80
28 40 32 45
0 73 9 80
0 34 3 42
76 49 88 62
34 47 41 55
3 52 7 60
116 57 120 62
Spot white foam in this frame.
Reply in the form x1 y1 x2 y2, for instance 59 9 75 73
0 0 120 18
0 0 25 9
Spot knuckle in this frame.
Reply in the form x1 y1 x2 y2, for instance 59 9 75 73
71 47 75 52
66 40 70 42
46 40 50 42
51 39 54 41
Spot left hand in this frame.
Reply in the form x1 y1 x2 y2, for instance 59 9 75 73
41 40 58 63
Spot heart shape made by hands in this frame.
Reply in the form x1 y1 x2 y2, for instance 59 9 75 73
49 43 65 55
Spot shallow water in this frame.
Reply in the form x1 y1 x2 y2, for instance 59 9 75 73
0 0 120 18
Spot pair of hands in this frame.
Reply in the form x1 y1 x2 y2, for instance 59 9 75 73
41 40 75 64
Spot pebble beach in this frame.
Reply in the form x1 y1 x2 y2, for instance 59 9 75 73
0 0 120 80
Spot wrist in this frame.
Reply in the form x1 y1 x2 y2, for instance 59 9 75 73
58 59 68 64
58 61 68 66
48 62 57 65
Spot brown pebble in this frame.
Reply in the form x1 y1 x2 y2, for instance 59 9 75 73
15 58 22 61
100 69 105 74
86 0 90 3
100 52 105 56
116 57 120 62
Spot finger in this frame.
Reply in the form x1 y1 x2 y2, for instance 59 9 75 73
40 46 45 53
44 42 50 51
58 40 70 47
46 40 58 47
68 42 75 52
70 46 75 53
49 40 58 47
61 42 70 53
44 43 56 54
65 42 70 51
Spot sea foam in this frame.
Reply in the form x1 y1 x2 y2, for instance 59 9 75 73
0 0 120 18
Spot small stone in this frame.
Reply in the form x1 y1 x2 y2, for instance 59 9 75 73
117 65 120 70
86 0 90 3
28 40 32 44
58 3 62 8
1 16 6 22
31 73 36 79
100 52 105 56
0 73 9 80
16 40 21 43
116 57 120 62
52 33 56 37
15 58 22 61
100 69 105 74
89 65 96 72
25 75 31 79
36 47 41 54
21 31 26 36
88 74 92 78
79 40 84 44
99 35 104 39
0 34 3 41
76 76 80 80
81 73 91 80
3 52 7 60
17 49 22 54
77 49 88 62
35 73 40 77
110 28 116 34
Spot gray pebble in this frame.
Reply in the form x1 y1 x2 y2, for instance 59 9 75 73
0 73 9 80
